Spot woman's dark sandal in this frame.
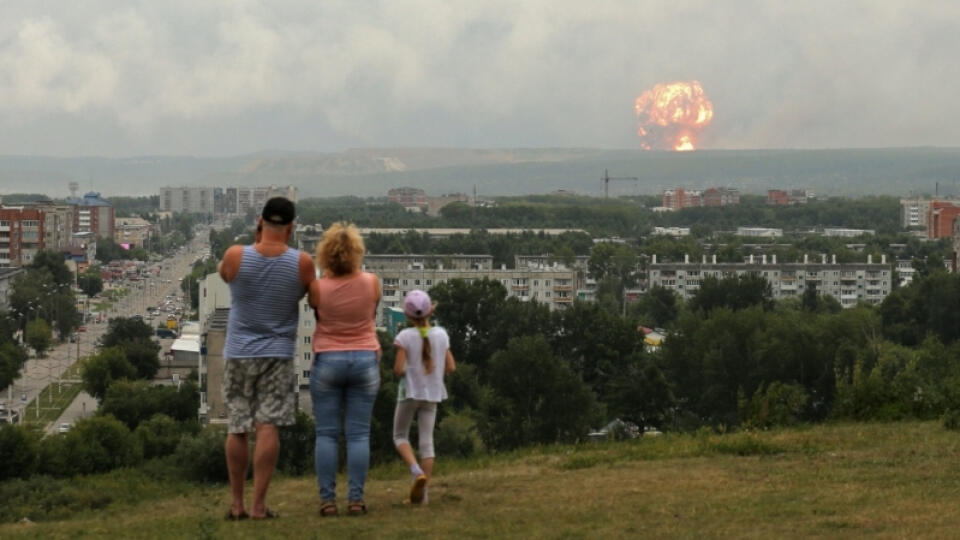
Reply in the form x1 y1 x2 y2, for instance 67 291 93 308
347 501 367 516
319 501 339 517
250 509 279 520
225 510 249 521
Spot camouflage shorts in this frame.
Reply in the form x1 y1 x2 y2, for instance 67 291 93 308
222 357 296 434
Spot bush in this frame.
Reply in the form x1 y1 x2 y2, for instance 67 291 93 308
738 382 809 429
0 424 38 481
99 380 200 430
173 426 228 483
435 411 483 458
134 414 182 460
942 409 960 431
277 411 315 476
57 415 142 476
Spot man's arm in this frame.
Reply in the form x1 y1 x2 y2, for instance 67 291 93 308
219 245 244 283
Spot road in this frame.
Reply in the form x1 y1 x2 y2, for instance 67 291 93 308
3 226 211 431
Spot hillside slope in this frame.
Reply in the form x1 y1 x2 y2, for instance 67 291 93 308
4 422 960 538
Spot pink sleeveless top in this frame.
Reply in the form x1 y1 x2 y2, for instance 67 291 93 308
313 271 380 353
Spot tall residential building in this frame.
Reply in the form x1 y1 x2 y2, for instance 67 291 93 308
662 188 702 210
648 253 891 308
363 254 493 272
900 197 931 229
158 187 217 214
927 201 960 239
0 206 44 266
66 191 114 239
27 199 74 251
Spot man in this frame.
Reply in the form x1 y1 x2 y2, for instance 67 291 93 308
218 197 315 520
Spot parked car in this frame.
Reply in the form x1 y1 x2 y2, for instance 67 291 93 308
77 326 87 333
58 423 72 433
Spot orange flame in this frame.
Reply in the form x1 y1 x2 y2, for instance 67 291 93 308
635 81 713 151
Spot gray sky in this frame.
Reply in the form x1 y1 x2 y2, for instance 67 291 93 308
1 1 958 156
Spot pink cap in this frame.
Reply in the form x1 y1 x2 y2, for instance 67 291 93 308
403 289 433 318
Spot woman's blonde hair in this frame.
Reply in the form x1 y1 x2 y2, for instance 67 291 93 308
316 222 365 276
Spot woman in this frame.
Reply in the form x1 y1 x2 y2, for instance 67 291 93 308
308 222 381 517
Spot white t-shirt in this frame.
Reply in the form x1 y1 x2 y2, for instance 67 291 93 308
394 326 449 403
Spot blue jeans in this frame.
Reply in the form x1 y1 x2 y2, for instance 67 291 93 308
311 350 380 502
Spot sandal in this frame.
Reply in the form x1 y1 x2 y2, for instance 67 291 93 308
225 509 249 521
250 508 279 520
319 501 338 518
347 501 367 516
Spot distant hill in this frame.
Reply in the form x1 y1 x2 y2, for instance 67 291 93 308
1 147 958 199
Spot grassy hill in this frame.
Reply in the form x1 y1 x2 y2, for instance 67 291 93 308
3 421 960 538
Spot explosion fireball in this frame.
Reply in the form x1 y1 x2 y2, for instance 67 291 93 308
635 81 713 151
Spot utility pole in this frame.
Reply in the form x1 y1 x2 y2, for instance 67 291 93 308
603 169 639 200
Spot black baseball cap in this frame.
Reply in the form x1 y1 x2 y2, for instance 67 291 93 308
261 197 296 225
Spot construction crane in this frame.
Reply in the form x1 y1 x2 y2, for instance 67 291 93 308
602 169 638 200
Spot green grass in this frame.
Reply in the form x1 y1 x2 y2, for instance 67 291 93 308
4 422 960 538
19 383 83 431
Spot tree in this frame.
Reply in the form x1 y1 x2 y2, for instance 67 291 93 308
103 317 155 346
133 414 182 459
77 268 104 297
479 335 598 450
632 285 678 328
0 424 38 481
28 250 73 288
81 347 138 401
0 342 27 390
588 243 639 286
99 380 199 429
25 318 52 358
688 274 774 314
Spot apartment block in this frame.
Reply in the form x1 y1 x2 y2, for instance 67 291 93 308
703 187 740 207
364 254 493 272
158 187 217 214
822 228 875 238
114 217 154 248
900 197 931 229
0 206 44 266
66 191 114 239
376 266 578 325
388 187 428 211
648 253 892 308
928 201 960 239
662 188 702 210
160 186 296 216
767 189 811 205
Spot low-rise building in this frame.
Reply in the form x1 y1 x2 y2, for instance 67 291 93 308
358 228 587 239
388 187 428 212
114 217 154 248
651 227 691 237
767 189 812 205
737 227 783 238
822 228 875 237
648 253 892 308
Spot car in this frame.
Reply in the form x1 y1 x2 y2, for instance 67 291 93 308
77 326 87 333
58 423 72 434
69 333 78 343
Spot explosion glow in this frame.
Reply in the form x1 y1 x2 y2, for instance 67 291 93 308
635 81 713 151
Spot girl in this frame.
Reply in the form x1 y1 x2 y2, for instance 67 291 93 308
393 289 456 504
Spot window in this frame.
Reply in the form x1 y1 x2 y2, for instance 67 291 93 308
402 279 408 285
414 279 421 286
303 336 311 344
303 370 311 379
426 279 432 286
304 352 311 360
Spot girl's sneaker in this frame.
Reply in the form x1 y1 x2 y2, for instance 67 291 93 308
409 474 428 504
